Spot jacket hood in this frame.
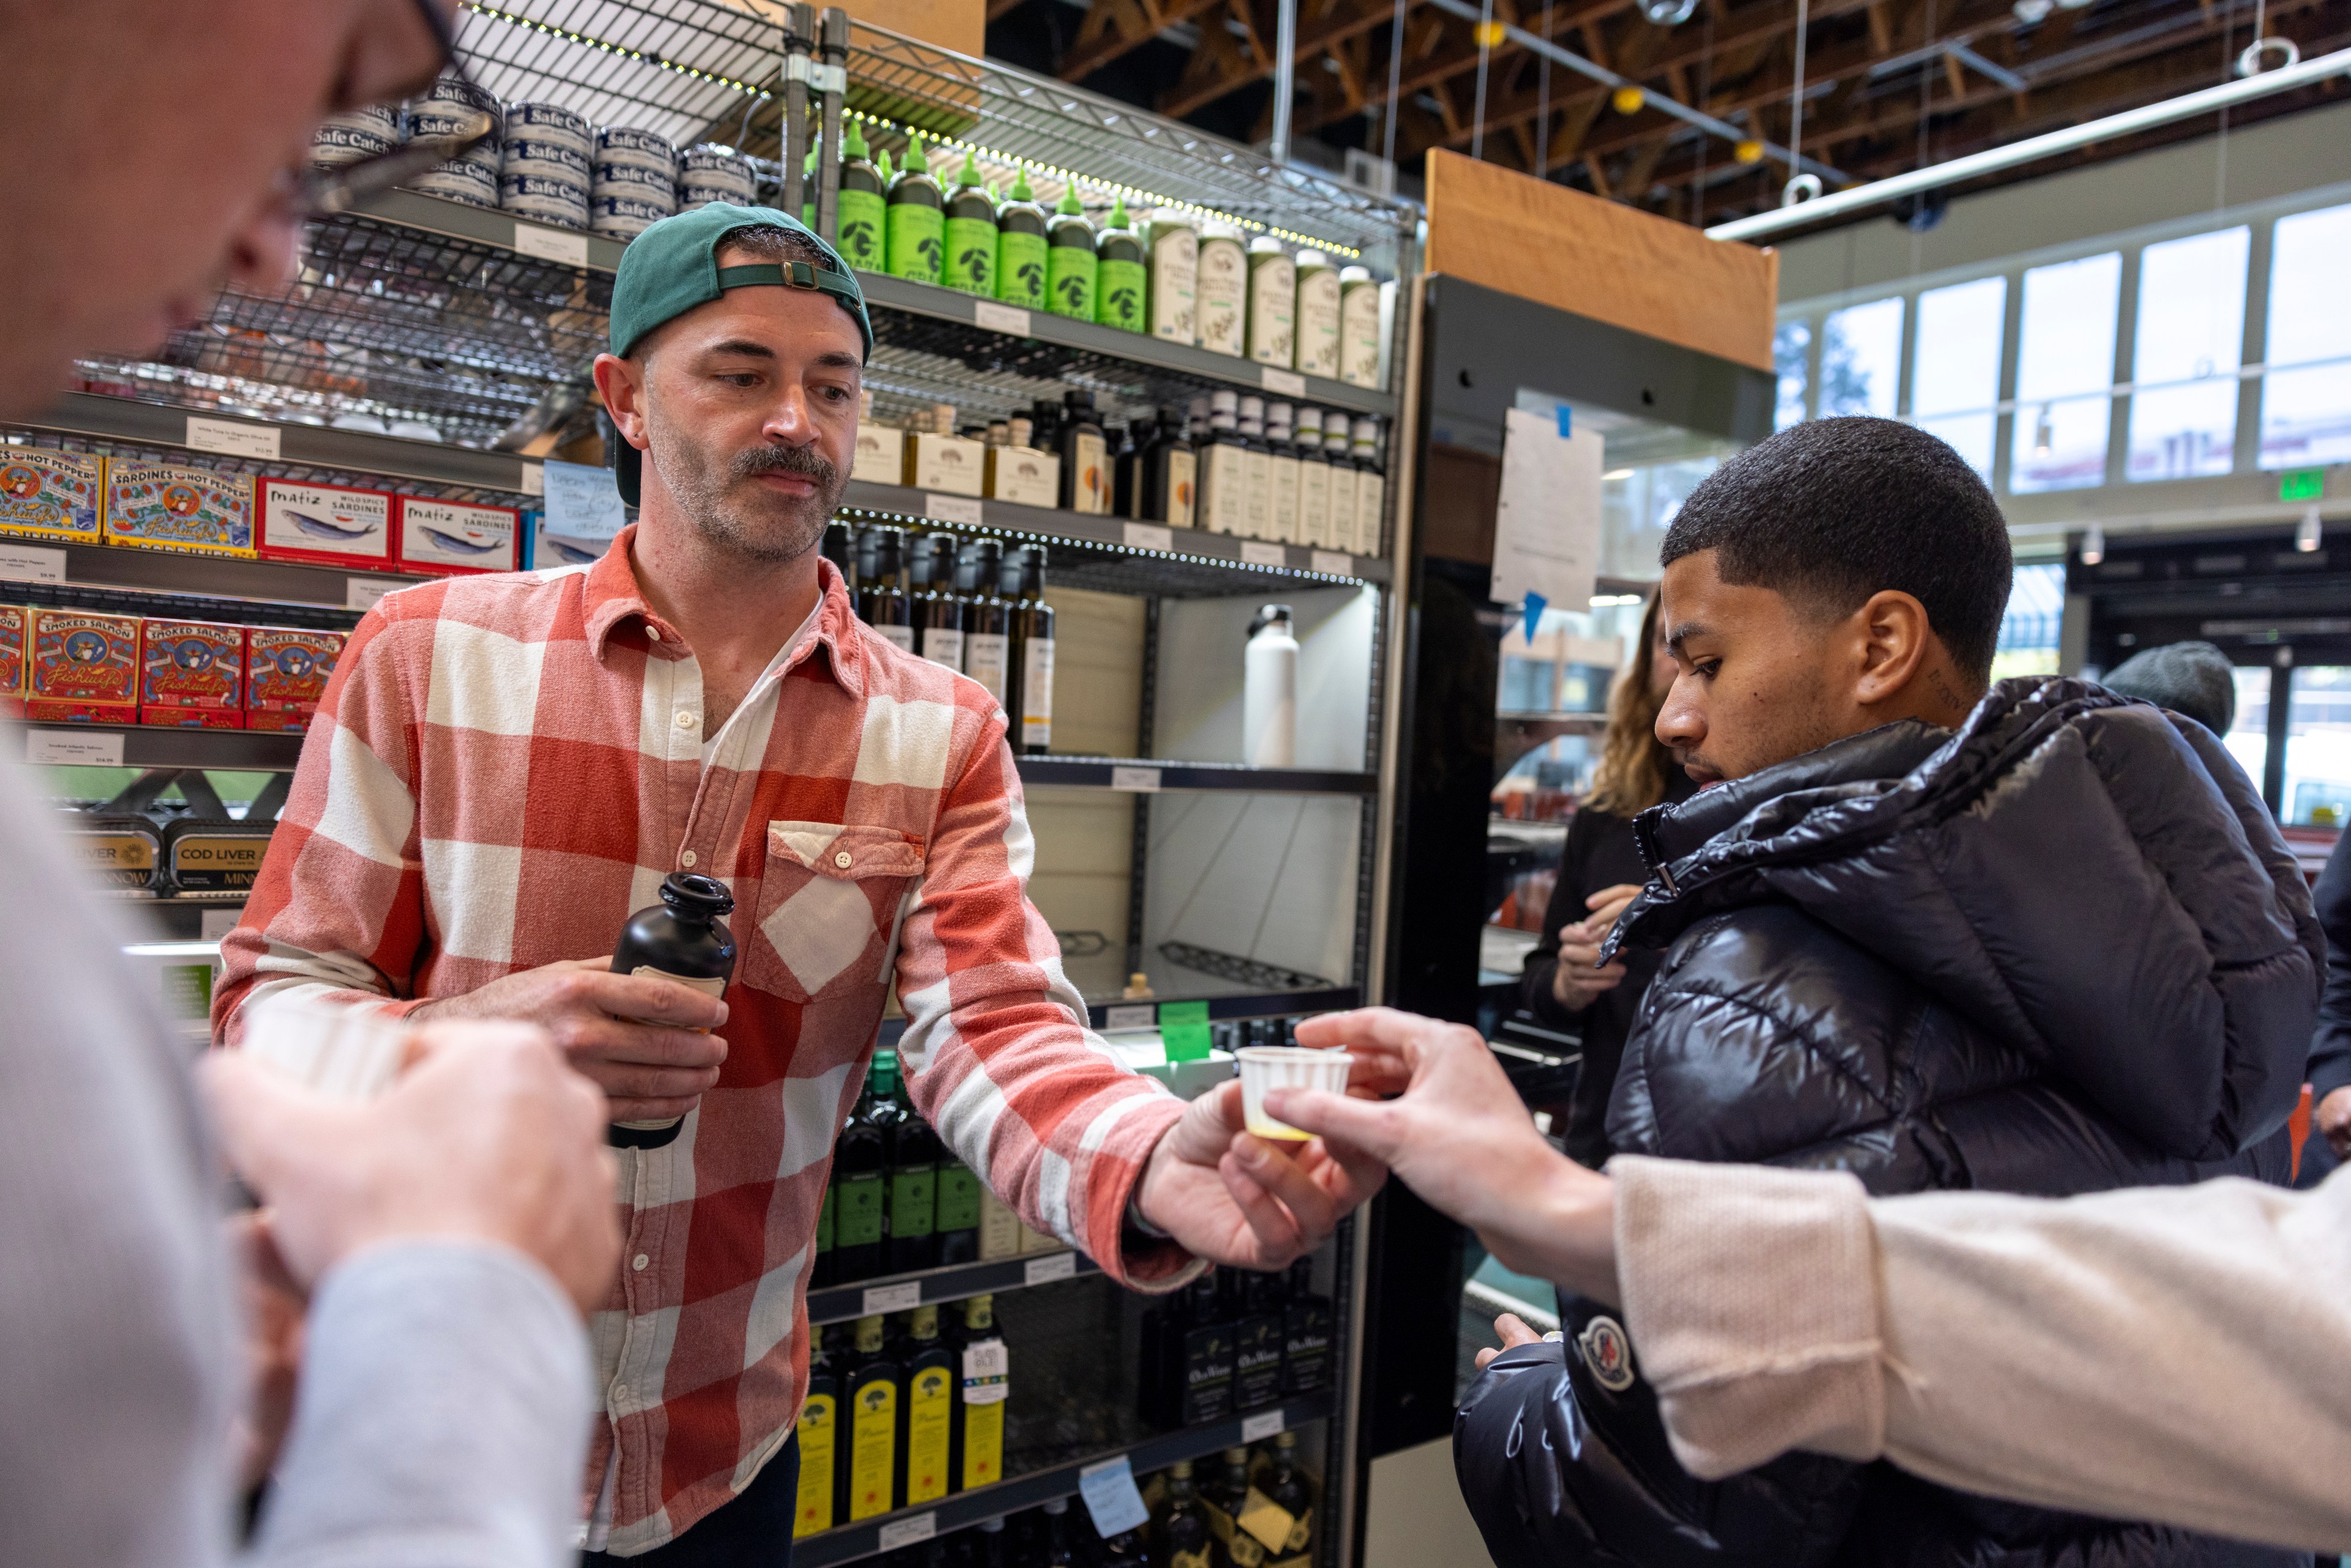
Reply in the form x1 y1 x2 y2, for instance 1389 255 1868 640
1608 677 2320 1161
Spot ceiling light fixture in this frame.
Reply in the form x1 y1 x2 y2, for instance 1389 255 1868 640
2298 506 2323 553
2079 525 2105 567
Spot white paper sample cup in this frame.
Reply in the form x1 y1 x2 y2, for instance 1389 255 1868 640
1237 1046 1353 1141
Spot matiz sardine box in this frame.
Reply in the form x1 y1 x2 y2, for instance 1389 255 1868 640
28 608 140 722
105 463 255 557
140 619 246 728
397 497 519 576
257 479 394 569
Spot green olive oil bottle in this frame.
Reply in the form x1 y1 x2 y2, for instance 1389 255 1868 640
836 121 887 272
885 134 945 285
995 170 1048 309
1046 187 1097 321
942 148 999 297
1095 195 1146 333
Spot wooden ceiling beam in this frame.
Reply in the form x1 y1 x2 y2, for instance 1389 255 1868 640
1057 0 1229 81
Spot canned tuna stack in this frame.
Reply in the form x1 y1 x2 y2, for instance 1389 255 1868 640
591 127 677 241
403 76 503 208
312 105 400 170
500 102 591 230
678 144 757 212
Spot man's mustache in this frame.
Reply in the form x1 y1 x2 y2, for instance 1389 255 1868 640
731 443 838 489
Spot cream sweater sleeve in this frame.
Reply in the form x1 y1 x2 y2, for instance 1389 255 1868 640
1611 1153 2351 1555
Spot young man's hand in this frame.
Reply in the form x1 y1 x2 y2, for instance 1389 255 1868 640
1133 1078 1387 1271
409 958 730 1123
1270 1007 1621 1304
203 1020 623 1313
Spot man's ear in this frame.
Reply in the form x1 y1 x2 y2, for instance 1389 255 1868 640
590 351 651 452
1853 589 1934 706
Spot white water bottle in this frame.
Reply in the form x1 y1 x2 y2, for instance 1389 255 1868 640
1244 604 1299 767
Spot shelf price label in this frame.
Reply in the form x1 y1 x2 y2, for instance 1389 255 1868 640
861 1280 923 1316
347 577 400 612
1121 522 1174 553
1239 541 1286 568
513 222 591 268
186 416 281 460
1240 1409 1286 1444
28 730 123 767
924 492 984 528
877 1514 937 1551
973 300 1032 337
1310 549 1352 576
1024 1251 1078 1287
1110 766 1161 793
1260 366 1307 399
0 543 67 584
1103 1003 1156 1032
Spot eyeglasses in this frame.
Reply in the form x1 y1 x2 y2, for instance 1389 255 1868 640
296 0 501 217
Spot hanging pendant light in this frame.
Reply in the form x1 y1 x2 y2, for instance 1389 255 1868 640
2079 525 2105 566
2033 404 2054 457
2297 505 2323 553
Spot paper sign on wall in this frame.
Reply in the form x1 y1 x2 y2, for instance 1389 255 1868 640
534 458 627 570
1490 405 1603 625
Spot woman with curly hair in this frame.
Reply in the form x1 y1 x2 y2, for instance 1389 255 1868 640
1518 588 1691 1169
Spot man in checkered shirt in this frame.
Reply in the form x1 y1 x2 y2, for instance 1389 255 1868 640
213 203 1382 1564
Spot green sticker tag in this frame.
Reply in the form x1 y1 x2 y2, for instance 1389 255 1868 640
2282 469 2325 501
1163 1022 1214 1061
1159 1000 1210 1026
836 1173 885 1246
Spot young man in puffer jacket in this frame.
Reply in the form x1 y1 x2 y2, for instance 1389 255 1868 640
1458 416 2319 1568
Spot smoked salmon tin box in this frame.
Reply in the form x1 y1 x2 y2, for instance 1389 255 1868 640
0 450 103 545
0 604 27 716
139 619 246 728
28 608 140 722
104 462 255 558
396 497 520 576
247 627 344 732
257 479 394 569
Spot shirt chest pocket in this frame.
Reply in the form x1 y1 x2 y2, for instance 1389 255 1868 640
742 820 928 1003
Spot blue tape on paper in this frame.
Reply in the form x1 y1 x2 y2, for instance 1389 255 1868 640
1556 405 1573 439
1522 591 1548 643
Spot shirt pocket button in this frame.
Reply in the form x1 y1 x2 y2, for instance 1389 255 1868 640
834 850 853 869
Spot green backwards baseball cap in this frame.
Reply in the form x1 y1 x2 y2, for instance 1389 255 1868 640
606 201 874 506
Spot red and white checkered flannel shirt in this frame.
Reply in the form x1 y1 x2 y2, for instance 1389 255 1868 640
214 528 1196 1553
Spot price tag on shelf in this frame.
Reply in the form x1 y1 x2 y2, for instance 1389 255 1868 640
200 908 242 940
1078 1456 1152 1539
1310 549 1352 576
347 577 399 612
862 1280 923 1316
1239 541 1286 568
513 222 590 268
28 730 124 767
973 300 1032 337
1121 522 1174 553
0 544 66 583
1240 1409 1286 1444
1260 366 1307 399
1159 999 1213 1062
877 1514 937 1552
186 416 280 461
1110 766 1161 793
924 492 984 528
1024 1251 1078 1286
519 460 547 497
1103 1003 1156 1032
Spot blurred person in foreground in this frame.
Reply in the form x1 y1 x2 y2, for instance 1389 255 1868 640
1518 587 1692 1169
1 1 624 1564
1289 418 2322 1568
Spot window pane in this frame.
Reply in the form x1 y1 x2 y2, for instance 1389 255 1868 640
1820 298 1903 418
2224 666 2271 801
2260 203 2351 469
1774 319 1811 430
2286 666 2351 827
2011 252 2121 493
2128 227 2248 481
1992 563 2063 680
1913 277 2005 478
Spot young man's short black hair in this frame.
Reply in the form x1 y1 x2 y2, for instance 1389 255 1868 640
1659 416 2013 683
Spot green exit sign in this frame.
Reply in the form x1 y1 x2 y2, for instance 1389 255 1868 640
2282 469 2325 501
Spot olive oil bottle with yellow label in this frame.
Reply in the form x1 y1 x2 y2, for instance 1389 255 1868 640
951 1294 1008 1490
794 1324 839 1537
843 1313 901 1521
898 1306 956 1507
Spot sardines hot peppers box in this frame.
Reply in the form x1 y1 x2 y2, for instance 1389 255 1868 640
397 497 520 576
247 627 343 732
0 451 103 545
0 605 26 716
257 479 394 569
104 463 255 557
28 608 140 722
140 619 247 728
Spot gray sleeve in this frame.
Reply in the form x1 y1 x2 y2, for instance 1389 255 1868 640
249 1240 595 1568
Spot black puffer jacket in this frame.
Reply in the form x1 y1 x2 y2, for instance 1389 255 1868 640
1457 679 2322 1568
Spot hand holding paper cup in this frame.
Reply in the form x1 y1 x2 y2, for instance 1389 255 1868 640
1237 1046 1355 1141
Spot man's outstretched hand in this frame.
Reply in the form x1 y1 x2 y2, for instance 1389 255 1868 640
1133 1077 1387 1271
1268 1007 1621 1304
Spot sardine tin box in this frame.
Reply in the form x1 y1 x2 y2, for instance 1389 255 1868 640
0 605 27 718
0 451 103 545
28 608 140 722
139 618 246 727
257 479 396 569
247 627 343 729
103 462 255 558
396 497 520 576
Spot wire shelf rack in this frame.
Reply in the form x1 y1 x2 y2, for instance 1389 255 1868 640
1 425 530 509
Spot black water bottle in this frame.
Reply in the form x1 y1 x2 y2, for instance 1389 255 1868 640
607 871 737 1149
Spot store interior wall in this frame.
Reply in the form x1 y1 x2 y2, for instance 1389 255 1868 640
1774 97 2351 307
1021 587 1145 996
1360 1436 1498 1568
